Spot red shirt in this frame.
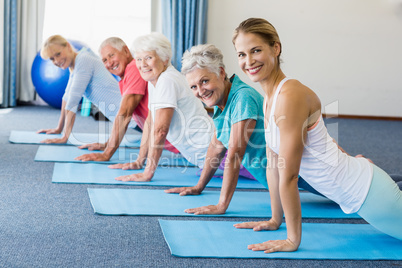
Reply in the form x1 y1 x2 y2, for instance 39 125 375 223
119 60 148 129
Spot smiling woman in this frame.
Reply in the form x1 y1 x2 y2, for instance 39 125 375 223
40 36 75 69
231 17 402 254
135 51 168 86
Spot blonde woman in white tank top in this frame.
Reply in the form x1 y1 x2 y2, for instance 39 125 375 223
232 18 402 254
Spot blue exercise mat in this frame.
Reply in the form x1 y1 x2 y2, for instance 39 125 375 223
9 130 142 147
159 219 402 259
35 145 195 167
52 163 265 189
88 188 359 218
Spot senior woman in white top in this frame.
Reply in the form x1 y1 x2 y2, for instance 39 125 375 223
111 33 214 182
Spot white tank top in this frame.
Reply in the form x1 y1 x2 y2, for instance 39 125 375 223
264 78 373 214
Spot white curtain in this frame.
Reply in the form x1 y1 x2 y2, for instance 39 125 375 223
17 0 45 102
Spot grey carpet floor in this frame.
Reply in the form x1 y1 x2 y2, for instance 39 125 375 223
0 105 401 267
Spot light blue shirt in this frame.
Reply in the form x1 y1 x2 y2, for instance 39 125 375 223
213 75 267 188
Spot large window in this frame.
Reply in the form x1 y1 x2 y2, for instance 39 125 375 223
42 0 151 53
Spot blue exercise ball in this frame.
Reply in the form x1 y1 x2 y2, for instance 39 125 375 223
31 40 87 109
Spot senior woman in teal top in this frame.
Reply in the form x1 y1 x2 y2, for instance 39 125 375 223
166 44 317 214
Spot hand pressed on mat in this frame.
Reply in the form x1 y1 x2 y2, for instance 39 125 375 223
75 152 110 162
234 220 298 253
37 128 62 134
108 161 143 170
40 137 67 144
78 142 106 151
247 238 298 253
164 186 203 196
115 170 153 182
234 219 280 231
184 203 227 215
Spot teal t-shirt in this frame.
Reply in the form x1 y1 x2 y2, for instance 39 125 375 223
213 75 268 189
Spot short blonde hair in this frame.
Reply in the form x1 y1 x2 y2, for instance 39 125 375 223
131 32 172 64
232 18 282 68
40 35 69 60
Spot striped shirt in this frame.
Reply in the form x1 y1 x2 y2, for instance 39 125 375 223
62 48 122 123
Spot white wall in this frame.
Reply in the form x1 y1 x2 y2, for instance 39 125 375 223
207 0 402 117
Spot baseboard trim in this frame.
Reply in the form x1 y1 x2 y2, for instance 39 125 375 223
323 114 402 121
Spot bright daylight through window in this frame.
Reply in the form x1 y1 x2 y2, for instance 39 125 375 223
42 0 151 53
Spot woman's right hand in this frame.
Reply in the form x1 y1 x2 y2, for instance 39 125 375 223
108 161 144 170
164 186 203 196
78 143 106 151
233 219 281 231
37 128 61 134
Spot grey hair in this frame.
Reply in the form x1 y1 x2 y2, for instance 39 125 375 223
131 32 172 64
181 44 226 79
98 37 127 54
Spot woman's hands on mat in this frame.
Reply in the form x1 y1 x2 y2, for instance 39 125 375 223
40 137 68 144
78 142 106 151
164 186 203 196
75 152 110 162
75 143 112 162
109 160 144 171
246 239 298 253
113 169 153 182
183 204 228 215
37 128 67 144
37 128 62 135
165 186 228 215
233 220 298 253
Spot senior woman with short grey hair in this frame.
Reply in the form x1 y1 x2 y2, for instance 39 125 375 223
111 33 214 182
165 43 268 215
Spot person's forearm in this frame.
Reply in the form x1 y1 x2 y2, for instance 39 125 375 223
56 101 67 131
62 110 76 141
217 154 241 210
143 129 167 177
103 114 132 159
134 114 152 166
104 94 143 158
279 173 302 246
267 166 284 226
196 145 226 191
144 108 174 178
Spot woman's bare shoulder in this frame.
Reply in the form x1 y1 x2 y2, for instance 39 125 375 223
277 79 320 118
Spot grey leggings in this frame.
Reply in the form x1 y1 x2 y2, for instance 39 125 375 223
357 164 402 240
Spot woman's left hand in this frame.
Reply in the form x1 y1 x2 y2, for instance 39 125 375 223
248 238 298 253
115 172 152 182
40 137 67 144
184 204 226 215
75 152 110 162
